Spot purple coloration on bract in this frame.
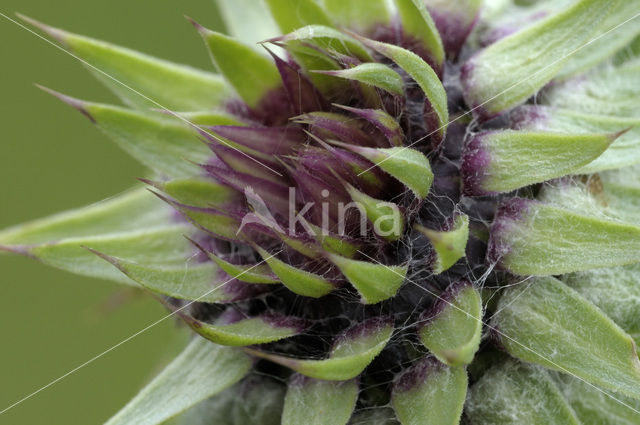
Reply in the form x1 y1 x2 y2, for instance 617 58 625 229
394 356 445 392
37 85 96 124
262 314 308 333
0 244 33 257
337 105 405 147
206 125 304 157
296 113 374 147
333 317 393 349
327 147 387 196
461 132 494 196
422 101 445 148
243 85 293 127
17 14 68 45
289 168 349 225
202 164 290 214
266 47 329 115
419 280 472 325
150 191 245 238
216 307 246 325
509 105 552 130
459 57 501 120
486 198 534 266
289 372 313 388
208 143 285 183
428 8 480 58
296 146 362 189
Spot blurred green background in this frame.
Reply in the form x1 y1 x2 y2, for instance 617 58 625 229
0 1 225 423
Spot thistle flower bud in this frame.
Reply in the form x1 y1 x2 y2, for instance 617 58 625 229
4 1 640 423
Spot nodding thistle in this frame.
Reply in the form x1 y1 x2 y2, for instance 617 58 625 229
4 0 640 424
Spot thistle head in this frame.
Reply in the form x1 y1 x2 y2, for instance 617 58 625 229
4 0 640 424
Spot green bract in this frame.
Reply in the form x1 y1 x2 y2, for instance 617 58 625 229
4 0 640 423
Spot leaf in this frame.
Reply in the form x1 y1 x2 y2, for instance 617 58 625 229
465 360 581 425
150 177 240 210
418 282 482 367
329 254 407 304
336 145 434 199
295 112 372 146
495 1 598 51
174 111 245 126
512 106 640 173
492 276 640 400
277 25 373 62
282 375 358 425
264 0 334 33
215 0 281 48
600 166 640 224
474 0 562 47
255 246 334 298
318 0 391 33
318 64 404 97
247 318 394 381
273 232 323 259
602 162 640 187
461 129 616 195
195 24 282 108
354 36 448 141
104 338 251 425
307 224 360 258
0 187 192 285
206 253 279 284
0 188 171 245
461 0 617 117
176 375 285 425
557 1 640 79
417 214 469 274
552 372 640 425
603 163 640 189
30 224 197 283
41 88 210 178
394 0 445 71
537 175 640 226
345 185 405 241
263 4 343 92
616 34 640 63
369 148 434 199
488 198 640 275
564 264 640 342
157 195 241 241
97 254 260 303
187 313 305 346
18 15 232 111
283 52 342 94
335 105 405 147
392 358 467 425
544 59 640 118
